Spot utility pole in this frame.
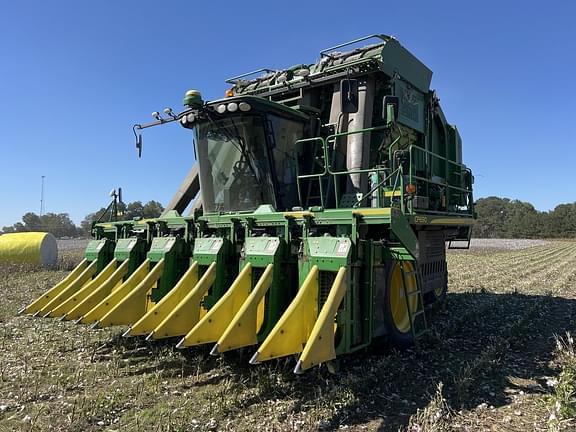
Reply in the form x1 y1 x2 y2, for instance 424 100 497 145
40 175 45 216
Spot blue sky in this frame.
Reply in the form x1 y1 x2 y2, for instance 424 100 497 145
0 1 574 227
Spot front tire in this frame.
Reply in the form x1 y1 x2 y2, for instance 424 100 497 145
383 260 419 349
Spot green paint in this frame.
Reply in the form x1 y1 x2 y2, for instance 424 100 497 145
113 237 147 276
84 238 114 273
192 237 236 309
241 236 295 341
147 236 188 302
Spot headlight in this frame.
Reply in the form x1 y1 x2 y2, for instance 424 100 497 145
239 102 251 112
216 104 227 114
227 102 238 112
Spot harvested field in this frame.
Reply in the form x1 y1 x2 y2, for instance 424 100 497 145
1 240 575 431
467 238 549 251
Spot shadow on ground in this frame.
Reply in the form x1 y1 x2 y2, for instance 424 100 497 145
91 291 576 430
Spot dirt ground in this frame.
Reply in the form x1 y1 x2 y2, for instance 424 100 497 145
0 239 575 431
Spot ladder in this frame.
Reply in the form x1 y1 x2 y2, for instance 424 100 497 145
304 143 329 208
398 260 428 341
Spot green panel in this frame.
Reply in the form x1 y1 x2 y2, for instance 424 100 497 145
390 208 419 260
243 237 281 266
386 247 413 261
380 39 433 93
241 236 293 340
84 238 114 273
113 237 147 276
303 237 351 272
394 80 425 133
193 237 227 265
147 236 188 302
192 237 236 309
147 237 178 262
300 236 353 357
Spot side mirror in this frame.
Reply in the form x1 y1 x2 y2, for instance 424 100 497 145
133 125 143 158
136 134 142 158
340 79 359 114
382 96 399 125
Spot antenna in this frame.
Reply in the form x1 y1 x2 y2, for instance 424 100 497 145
40 175 45 216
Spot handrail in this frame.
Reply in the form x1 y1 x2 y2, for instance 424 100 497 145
294 131 472 213
319 34 392 58
295 137 328 176
353 167 398 208
225 68 277 84
410 174 471 194
325 125 390 175
409 145 467 169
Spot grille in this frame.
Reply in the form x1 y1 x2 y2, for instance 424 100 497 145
251 266 265 288
318 271 336 307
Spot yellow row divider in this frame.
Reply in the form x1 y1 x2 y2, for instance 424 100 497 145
78 259 151 324
249 265 319 364
38 260 98 317
294 267 347 374
148 262 217 340
47 259 118 317
96 259 165 328
176 264 254 349
213 264 274 355
124 262 199 337
62 260 130 321
20 259 89 315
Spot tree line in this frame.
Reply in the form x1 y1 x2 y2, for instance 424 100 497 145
1 200 164 238
473 197 576 238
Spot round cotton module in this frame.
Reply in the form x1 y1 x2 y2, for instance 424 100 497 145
0 232 58 268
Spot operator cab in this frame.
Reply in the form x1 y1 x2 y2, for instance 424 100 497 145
181 96 309 213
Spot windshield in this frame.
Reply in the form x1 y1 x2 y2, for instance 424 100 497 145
195 115 274 213
267 115 304 209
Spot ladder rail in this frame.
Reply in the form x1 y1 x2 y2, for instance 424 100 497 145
397 258 428 341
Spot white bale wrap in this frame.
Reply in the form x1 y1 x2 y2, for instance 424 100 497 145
0 232 58 268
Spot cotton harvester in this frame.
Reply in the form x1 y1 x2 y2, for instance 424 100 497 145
20 35 474 373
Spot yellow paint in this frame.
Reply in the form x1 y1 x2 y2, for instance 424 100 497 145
250 266 319 363
384 191 401 197
47 259 118 317
149 262 217 340
215 264 274 354
352 208 391 217
97 259 165 327
282 211 314 218
296 267 347 373
38 260 98 316
429 218 475 225
62 260 129 321
179 264 254 348
390 261 418 333
79 259 151 324
126 262 199 337
135 219 152 225
256 295 265 333
22 259 88 314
